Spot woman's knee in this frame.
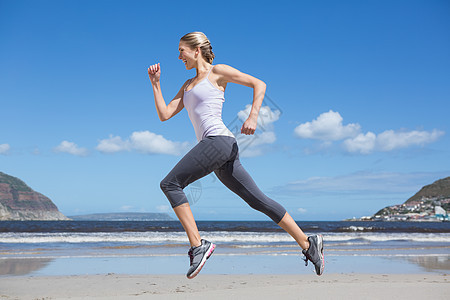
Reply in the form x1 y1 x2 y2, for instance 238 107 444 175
159 177 168 192
160 176 179 193
160 177 186 207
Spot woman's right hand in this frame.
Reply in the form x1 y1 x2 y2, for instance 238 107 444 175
148 63 161 84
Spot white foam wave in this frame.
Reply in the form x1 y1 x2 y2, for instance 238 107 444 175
324 232 450 243
342 226 374 231
0 232 188 244
0 231 449 244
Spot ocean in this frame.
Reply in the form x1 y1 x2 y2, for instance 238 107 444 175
1 221 449 276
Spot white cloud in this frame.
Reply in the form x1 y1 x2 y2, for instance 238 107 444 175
54 141 88 156
237 131 276 148
297 208 307 214
376 129 444 151
156 205 171 213
130 131 188 155
120 205 134 211
343 132 376 154
234 105 280 157
284 171 446 195
344 129 445 154
295 110 444 154
96 131 190 156
294 110 360 141
237 131 277 157
96 135 130 153
0 144 10 155
238 105 281 131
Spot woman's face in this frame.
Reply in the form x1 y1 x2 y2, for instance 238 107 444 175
178 42 196 70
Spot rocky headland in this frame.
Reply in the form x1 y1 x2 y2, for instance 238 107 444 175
0 172 69 221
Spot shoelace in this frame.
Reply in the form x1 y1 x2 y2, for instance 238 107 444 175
302 255 309 266
188 249 194 265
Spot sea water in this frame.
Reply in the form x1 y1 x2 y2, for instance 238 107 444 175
0 221 449 276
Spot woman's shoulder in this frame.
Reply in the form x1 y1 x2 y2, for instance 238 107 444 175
212 64 239 75
212 63 227 72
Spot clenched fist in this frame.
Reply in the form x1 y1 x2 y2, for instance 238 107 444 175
148 63 161 84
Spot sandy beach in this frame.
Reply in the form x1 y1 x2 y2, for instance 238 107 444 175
1 220 448 299
0 273 448 300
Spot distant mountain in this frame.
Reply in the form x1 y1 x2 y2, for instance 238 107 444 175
405 177 450 204
0 172 69 221
372 177 450 221
69 212 173 221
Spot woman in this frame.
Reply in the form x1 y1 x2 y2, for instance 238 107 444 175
148 32 324 279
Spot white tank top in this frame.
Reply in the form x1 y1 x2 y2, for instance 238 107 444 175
183 65 235 141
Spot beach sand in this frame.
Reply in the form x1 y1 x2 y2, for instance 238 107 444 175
0 273 448 300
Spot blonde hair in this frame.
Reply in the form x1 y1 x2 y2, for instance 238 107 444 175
180 32 215 64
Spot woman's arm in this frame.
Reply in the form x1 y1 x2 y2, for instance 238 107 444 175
213 64 266 135
148 63 186 122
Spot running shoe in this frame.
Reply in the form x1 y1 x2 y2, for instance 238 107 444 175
186 239 216 279
302 234 324 276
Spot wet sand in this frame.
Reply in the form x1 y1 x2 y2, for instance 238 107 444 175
0 273 448 300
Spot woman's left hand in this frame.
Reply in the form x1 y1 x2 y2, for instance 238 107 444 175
241 117 257 135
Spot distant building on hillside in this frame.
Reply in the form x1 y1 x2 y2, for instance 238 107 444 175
435 206 448 221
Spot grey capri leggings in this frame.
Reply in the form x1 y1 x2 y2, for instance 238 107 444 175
160 135 287 223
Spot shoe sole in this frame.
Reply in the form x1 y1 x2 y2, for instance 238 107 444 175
187 243 216 279
316 234 324 276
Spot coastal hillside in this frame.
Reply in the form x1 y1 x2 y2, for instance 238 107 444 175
405 177 450 205
373 176 450 221
0 172 69 221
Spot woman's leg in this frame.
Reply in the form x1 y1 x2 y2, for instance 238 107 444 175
160 136 234 247
214 154 286 223
214 152 309 249
277 212 310 250
160 136 235 278
173 203 201 247
214 149 324 275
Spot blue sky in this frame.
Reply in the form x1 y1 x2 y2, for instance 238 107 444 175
1 0 449 221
